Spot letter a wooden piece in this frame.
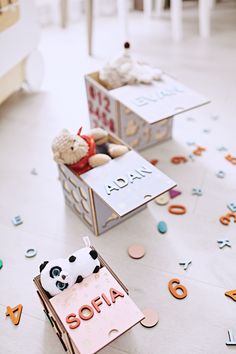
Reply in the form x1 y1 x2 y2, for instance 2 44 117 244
6 304 23 325
225 290 236 302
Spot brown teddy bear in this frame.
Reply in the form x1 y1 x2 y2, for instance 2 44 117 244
52 127 128 175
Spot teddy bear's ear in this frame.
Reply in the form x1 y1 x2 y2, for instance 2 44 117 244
60 129 70 136
53 151 64 164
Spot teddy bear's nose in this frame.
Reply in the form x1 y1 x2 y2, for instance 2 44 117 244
70 146 74 151
61 274 66 280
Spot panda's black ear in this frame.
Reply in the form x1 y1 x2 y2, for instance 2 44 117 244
90 250 98 260
39 261 49 273
69 255 76 263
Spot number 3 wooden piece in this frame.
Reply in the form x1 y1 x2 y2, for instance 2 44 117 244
168 278 188 300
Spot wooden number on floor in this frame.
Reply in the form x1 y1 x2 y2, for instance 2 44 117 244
168 278 187 299
6 304 23 325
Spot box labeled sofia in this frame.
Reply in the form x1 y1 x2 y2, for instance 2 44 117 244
34 251 144 354
85 72 209 151
58 134 176 235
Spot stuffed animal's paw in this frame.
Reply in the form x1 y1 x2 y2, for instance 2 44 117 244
89 154 111 167
108 144 129 158
90 128 108 142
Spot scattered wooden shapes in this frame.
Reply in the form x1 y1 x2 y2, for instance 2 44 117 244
226 329 236 346
192 146 206 156
217 146 227 152
168 278 187 300
225 290 236 302
25 248 37 258
192 188 203 196
128 244 145 259
6 304 23 326
30 168 38 175
0 259 3 269
219 212 236 226
179 260 192 271
217 240 231 249
168 205 187 215
157 221 167 234
140 308 159 328
216 170 225 178
154 192 170 206
169 189 181 199
171 156 188 164
11 215 23 226
149 159 158 166
227 203 236 213
225 154 236 165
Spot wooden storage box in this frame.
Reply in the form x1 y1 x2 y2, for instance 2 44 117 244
34 249 144 354
57 134 176 235
85 72 209 151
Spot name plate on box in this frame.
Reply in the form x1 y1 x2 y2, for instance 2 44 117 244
50 267 144 354
109 74 210 124
81 150 176 217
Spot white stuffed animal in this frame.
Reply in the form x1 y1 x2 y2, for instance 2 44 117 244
40 248 100 297
99 42 162 89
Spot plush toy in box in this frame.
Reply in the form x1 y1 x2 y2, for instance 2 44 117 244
34 238 144 354
52 128 176 235
84 43 210 151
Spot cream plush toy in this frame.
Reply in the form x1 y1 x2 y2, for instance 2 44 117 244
52 127 128 175
99 42 162 89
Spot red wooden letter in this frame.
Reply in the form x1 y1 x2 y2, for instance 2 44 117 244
66 313 80 329
102 293 111 306
110 288 125 303
91 296 103 313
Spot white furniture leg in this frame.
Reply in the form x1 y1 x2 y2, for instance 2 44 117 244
143 0 153 18
155 0 165 17
86 0 93 56
117 0 129 42
170 0 183 41
199 0 211 38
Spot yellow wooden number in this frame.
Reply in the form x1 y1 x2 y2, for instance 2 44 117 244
168 278 188 300
6 304 23 325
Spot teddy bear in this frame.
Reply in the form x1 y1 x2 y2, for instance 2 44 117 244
99 42 162 89
40 247 100 297
52 127 128 175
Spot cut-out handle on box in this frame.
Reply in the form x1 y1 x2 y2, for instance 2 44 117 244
108 329 119 337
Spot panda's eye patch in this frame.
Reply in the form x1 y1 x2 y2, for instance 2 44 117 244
50 266 62 278
56 281 68 291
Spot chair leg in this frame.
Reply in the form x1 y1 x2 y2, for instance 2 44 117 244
199 0 211 38
170 0 183 41
144 0 153 18
86 0 93 56
117 0 129 42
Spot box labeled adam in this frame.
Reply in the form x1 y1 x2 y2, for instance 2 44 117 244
57 134 176 235
85 72 209 151
34 249 144 354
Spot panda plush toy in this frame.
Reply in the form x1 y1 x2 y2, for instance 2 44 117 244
40 247 100 297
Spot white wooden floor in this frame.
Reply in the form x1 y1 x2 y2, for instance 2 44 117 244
0 2 236 353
